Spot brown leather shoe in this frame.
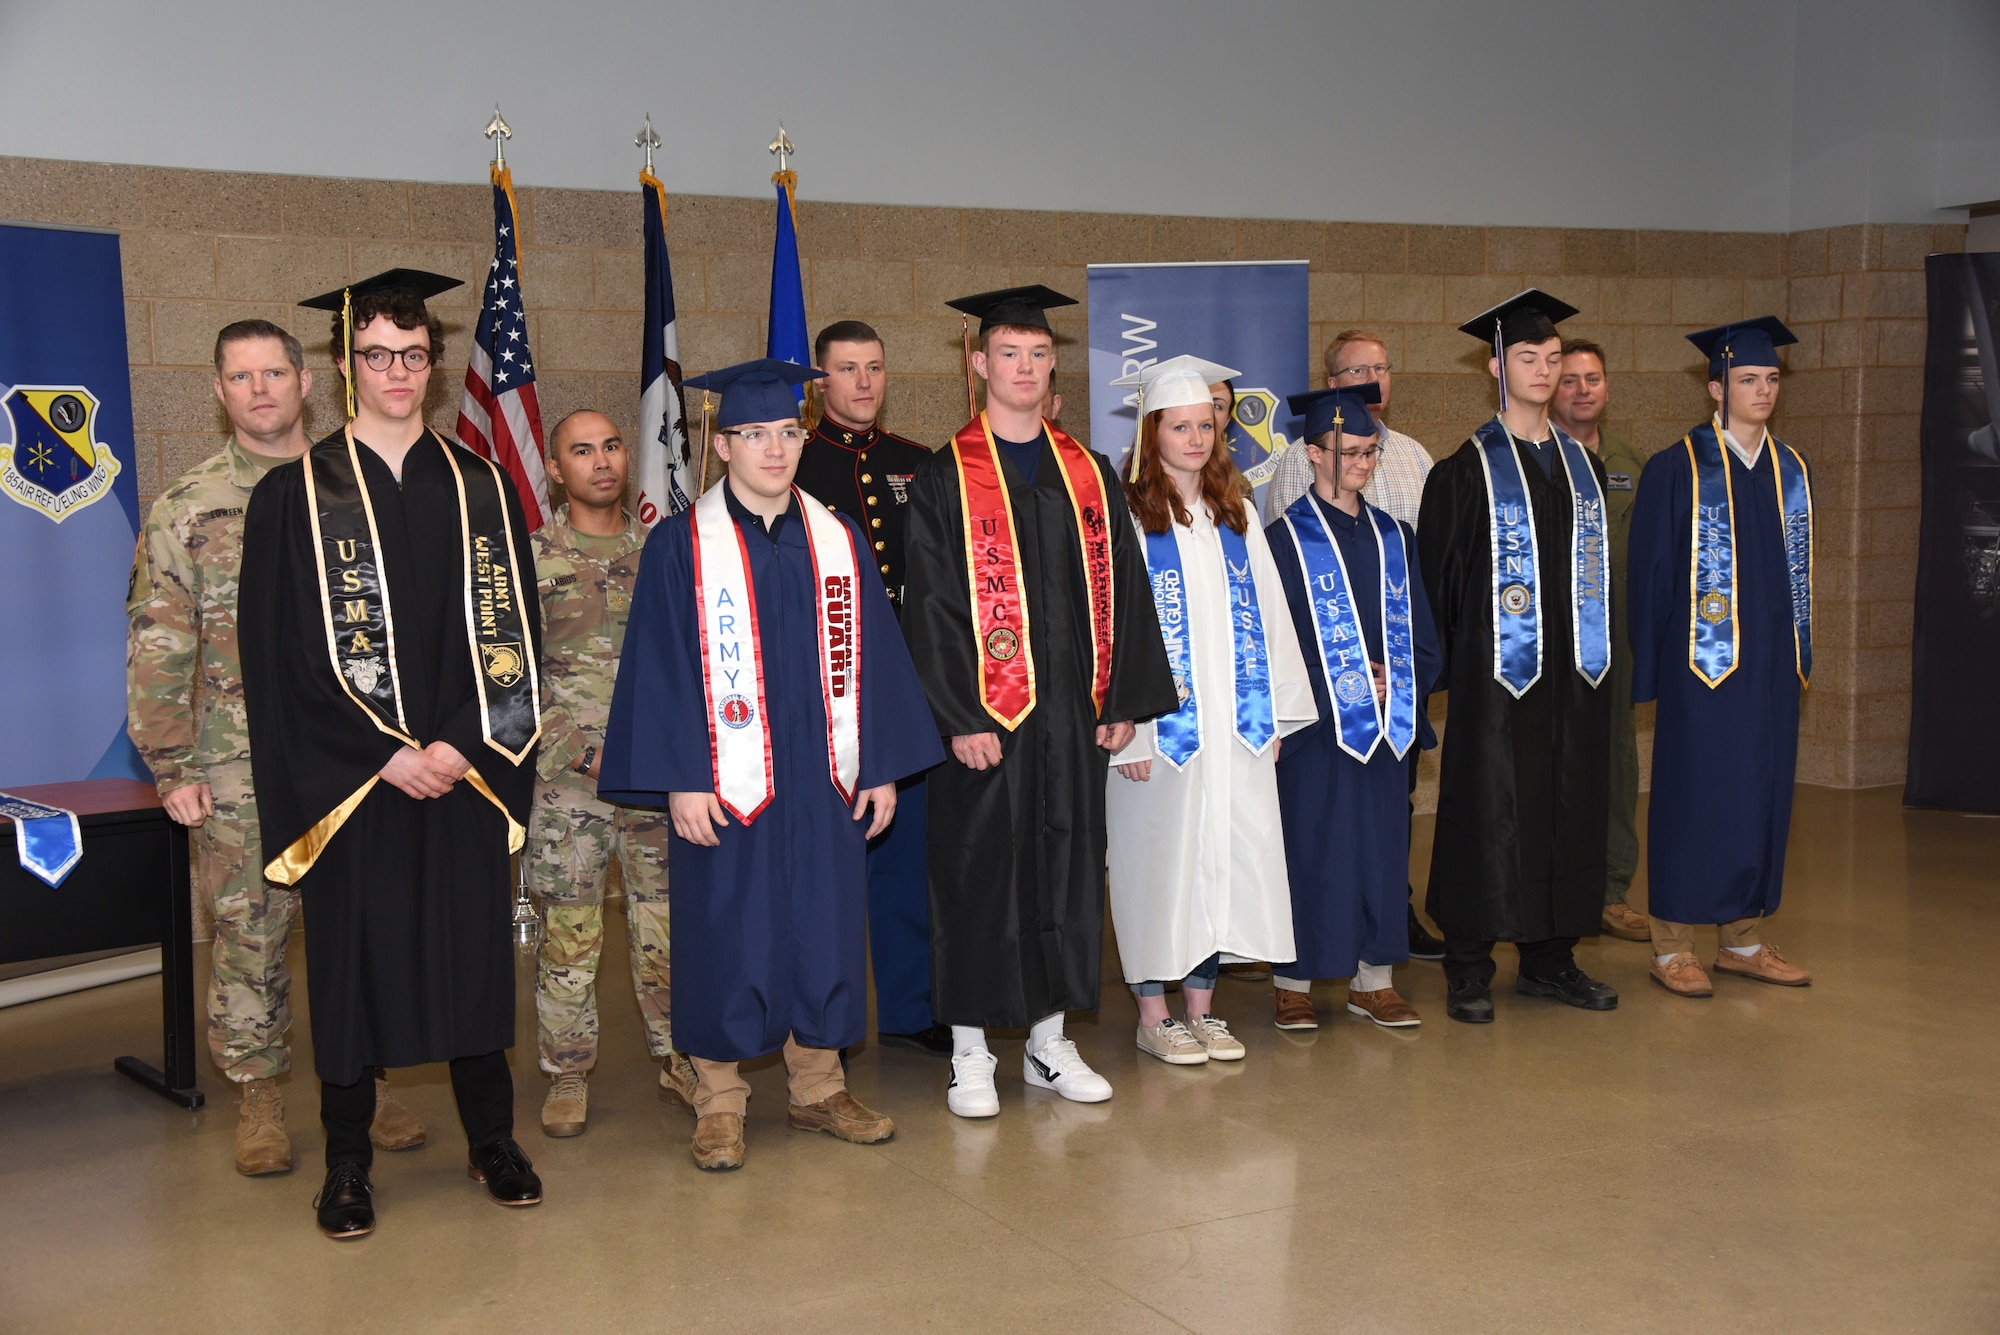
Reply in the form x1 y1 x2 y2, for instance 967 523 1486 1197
369 1074 426 1151
1601 901 1652 941
1649 952 1713 997
1273 986 1318 1030
788 1089 896 1144
1346 987 1421 1028
234 1078 292 1176
1712 943 1812 987
658 1052 698 1117
692 1112 746 1171
541 1073 588 1137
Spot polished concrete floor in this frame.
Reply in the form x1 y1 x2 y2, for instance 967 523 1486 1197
3 785 1997 1333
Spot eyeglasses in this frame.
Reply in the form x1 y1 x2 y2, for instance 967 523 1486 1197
355 346 433 372
1333 363 1393 380
1336 447 1382 462
719 427 806 449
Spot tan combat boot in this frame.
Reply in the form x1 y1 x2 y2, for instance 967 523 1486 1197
658 1052 698 1118
542 1073 588 1138
369 1072 427 1150
235 1077 292 1176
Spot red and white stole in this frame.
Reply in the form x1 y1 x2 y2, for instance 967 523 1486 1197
690 483 861 824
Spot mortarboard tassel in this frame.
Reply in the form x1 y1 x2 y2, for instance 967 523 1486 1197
1493 317 1508 414
1720 342 1732 434
960 314 978 419
341 286 356 420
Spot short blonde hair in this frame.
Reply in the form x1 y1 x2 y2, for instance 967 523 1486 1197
1323 328 1390 380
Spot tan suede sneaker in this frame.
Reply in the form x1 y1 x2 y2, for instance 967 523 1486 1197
1601 901 1652 941
692 1112 747 1170
541 1073 588 1138
1712 943 1812 987
369 1074 426 1151
1346 987 1421 1028
658 1052 698 1117
1648 952 1714 997
788 1090 896 1144
235 1077 292 1176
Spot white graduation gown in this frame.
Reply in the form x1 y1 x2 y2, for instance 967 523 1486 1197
1107 506 1317 984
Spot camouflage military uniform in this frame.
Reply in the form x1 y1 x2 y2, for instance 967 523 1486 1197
127 436 299 1084
531 504 675 1074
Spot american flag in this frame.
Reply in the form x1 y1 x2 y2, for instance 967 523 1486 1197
458 163 551 529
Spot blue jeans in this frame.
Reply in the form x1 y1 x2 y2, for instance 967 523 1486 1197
1131 953 1222 998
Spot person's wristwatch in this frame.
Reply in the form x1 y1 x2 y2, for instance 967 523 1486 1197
576 745 597 776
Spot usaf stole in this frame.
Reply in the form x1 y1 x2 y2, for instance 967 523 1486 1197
0 792 83 887
1472 419 1611 697
1684 421 1814 688
1282 495 1417 762
952 414 1115 729
1139 521 1276 769
692 485 860 824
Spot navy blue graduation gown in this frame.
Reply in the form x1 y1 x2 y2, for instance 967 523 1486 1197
598 492 942 1062
1267 495 1442 978
1628 432 1806 925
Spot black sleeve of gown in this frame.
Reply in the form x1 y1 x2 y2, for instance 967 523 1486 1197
899 448 993 738
1415 441 1481 688
240 460 406 863
437 468 540 819
1097 454 1179 725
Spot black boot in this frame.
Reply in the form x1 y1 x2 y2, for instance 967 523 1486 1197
1515 967 1619 1010
1445 978 1495 1024
467 1138 544 1206
314 1162 375 1239
1407 904 1445 961
877 1023 955 1058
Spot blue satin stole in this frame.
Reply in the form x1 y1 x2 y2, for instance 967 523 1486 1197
1472 418 1611 697
1684 419 1814 688
1140 521 1275 769
0 792 83 887
1280 493 1418 762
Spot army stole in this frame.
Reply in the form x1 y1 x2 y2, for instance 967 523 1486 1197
1684 421 1814 688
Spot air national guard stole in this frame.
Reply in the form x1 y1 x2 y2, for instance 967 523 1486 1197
1281 494 1418 763
1137 519 1276 770
1472 418 1611 697
692 484 860 823
953 414 1115 729
1683 419 1814 689
277 427 540 884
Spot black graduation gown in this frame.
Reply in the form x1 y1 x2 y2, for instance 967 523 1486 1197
240 432 538 1086
902 433 1178 1028
1415 427 1610 943
1628 434 1805 925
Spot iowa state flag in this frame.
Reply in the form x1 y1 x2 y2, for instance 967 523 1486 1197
636 168 693 522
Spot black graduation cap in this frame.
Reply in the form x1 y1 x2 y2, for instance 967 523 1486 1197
684 358 825 429
1457 288 1579 349
1685 316 1797 379
1287 382 1381 441
299 270 465 418
945 285 1078 335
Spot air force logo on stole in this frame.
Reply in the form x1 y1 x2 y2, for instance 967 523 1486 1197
0 385 122 523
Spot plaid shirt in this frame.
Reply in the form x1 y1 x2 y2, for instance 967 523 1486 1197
1261 422 1434 530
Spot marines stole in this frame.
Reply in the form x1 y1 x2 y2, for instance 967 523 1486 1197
1138 521 1276 769
1281 495 1418 762
952 414 1115 728
691 485 860 824
1684 421 1814 688
1471 419 1610 697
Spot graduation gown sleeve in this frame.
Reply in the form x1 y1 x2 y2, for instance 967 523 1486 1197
597 513 716 805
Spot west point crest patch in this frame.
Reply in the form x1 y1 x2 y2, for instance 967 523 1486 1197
1 385 122 523
479 640 527 687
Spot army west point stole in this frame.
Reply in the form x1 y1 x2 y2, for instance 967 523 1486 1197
1684 419 1814 689
953 413 1114 729
268 427 540 884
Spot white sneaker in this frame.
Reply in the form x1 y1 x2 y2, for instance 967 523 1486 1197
1023 1035 1113 1102
1136 1018 1209 1065
1188 1015 1246 1061
946 1046 1000 1118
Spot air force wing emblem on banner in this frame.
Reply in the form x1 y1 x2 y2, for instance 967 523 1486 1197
1229 388 1295 487
1 386 122 523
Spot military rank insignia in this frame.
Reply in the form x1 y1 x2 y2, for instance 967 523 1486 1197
1 385 122 522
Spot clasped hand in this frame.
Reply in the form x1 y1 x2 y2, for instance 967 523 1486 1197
379 741 470 799
953 720 1135 773
669 782 898 846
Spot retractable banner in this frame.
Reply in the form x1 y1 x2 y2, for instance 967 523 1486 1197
0 222 147 785
1086 261 1309 515
1907 251 2000 812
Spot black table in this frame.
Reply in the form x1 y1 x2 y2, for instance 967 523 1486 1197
1 778 203 1109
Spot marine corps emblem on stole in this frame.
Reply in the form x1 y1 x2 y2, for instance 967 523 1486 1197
1699 590 1731 624
0 385 122 523
985 627 1020 661
480 640 526 687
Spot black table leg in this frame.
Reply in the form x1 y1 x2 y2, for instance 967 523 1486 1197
114 820 203 1109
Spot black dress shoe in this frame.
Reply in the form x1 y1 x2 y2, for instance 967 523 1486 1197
877 1024 954 1058
1445 979 1495 1024
314 1162 375 1240
1407 904 1446 961
467 1138 543 1206
1516 967 1619 1011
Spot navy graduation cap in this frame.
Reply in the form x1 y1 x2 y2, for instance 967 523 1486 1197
684 358 825 429
1686 316 1797 379
1287 381 1381 441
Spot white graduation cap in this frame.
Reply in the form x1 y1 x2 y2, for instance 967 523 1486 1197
1110 355 1241 479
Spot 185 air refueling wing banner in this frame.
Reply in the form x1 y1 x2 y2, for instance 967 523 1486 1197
1086 261 1309 515
0 222 148 785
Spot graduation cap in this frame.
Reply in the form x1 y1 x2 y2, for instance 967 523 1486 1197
683 358 825 429
1686 316 1796 432
945 284 1078 335
1457 288 1579 411
1287 382 1381 443
1111 355 1242 480
300 269 465 419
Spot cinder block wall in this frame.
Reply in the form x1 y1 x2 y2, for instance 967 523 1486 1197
0 156 1962 790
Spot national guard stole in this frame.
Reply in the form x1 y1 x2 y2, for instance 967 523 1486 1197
1138 520 1276 769
952 414 1115 729
691 484 860 824
1281 494 1418 762
1683 419 1814 689
1471 418 1611 697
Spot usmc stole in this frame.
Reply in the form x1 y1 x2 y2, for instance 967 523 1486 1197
692 485 860 823
1281 494 1417 762
1139 522 1275 769
1472 419 1610 697
1684 420 1814 688
953 414 1115 728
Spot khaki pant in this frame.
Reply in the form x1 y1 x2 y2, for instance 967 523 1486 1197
690 1034 845 1117
1651 915 1762 957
